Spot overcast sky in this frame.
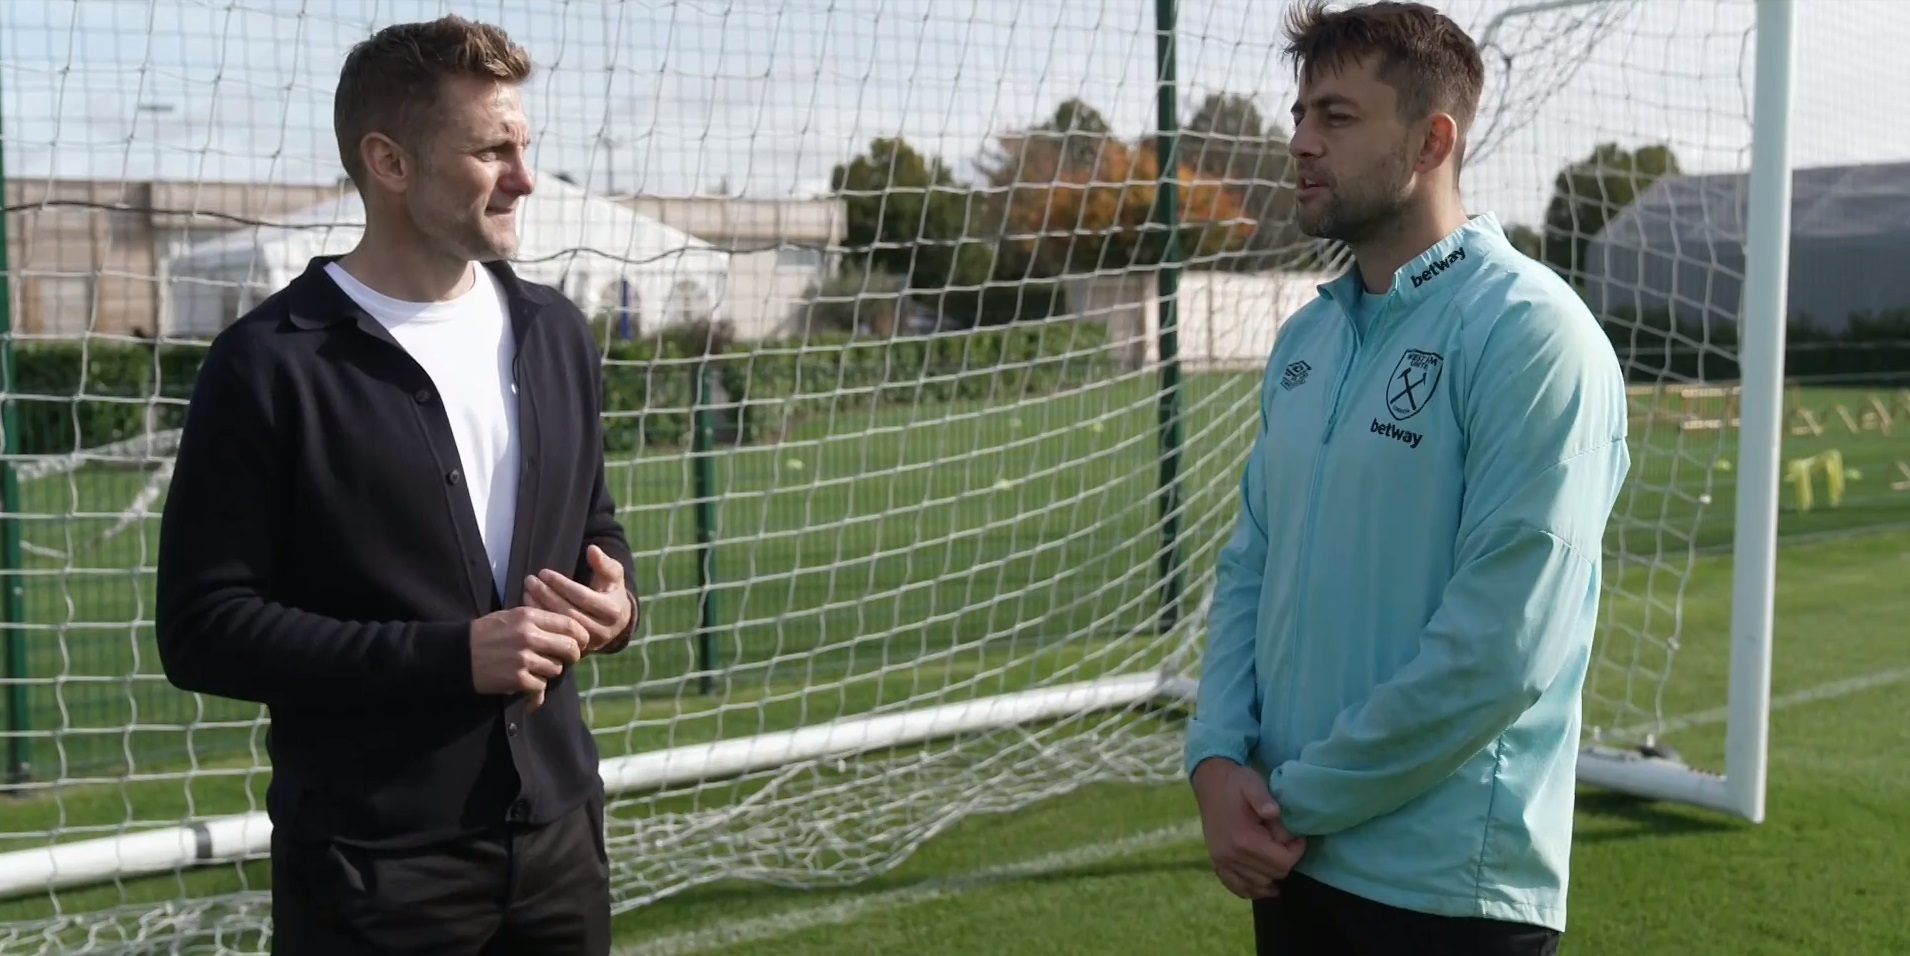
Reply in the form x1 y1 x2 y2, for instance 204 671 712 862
2 0 1904 232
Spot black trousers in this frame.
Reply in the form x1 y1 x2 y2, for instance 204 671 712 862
269 794 612 955
1254 873 1561 956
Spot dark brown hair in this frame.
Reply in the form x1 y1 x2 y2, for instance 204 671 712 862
1283 1 1485 162
333 15 533 188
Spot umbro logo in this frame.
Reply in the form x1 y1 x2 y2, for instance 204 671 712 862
1279 360 1312 391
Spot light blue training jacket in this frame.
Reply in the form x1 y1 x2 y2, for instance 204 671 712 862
1183 213 1631 932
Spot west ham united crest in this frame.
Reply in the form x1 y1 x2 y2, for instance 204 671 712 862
1386 349 1444 421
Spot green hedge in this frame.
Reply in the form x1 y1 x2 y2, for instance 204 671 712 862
1603 306 1910 385
599 318 1117 451
4 303 1905 460
8 341 207 456
0 320 1113 458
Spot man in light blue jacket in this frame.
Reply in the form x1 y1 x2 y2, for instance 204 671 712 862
1184 2 1631 954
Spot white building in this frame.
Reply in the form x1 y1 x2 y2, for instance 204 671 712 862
163 173 730 339
1064 269 1338 372
3 178 350 337
1584 160 1910 334
616 194 846 341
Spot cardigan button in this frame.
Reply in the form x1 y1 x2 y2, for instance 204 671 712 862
446 469 462 485
414 388 432 404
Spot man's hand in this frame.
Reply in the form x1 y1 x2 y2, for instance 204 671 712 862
470 606 590 712
524 544 635 654
1191 758 1307 900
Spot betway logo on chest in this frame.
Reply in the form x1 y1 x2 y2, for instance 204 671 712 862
1370 418 1423 449
1410 247 1466 288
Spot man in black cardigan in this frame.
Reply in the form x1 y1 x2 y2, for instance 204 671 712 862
154 15 639 955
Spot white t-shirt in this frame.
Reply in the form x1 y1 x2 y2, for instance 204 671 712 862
325 261 520 601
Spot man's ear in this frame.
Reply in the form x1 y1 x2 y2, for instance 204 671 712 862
1415 113 1460 174
360 132 416 195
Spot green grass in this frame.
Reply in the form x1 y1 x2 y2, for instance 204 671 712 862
601 523 1910 956
1 376 1907 954
1611 382 1910 556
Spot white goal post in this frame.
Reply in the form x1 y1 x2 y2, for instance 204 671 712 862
0 673 1187 898
1472 0 1795 825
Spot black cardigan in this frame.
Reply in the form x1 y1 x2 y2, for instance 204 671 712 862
155 255 638 849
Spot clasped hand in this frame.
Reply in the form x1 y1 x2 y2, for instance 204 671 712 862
470 545 635 711
1192 759 1307 900
525 545 635 653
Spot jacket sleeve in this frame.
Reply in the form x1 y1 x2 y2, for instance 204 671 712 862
1268 296 1632 837
154 344 475 709
572 333 640 654
1182 376 1273 777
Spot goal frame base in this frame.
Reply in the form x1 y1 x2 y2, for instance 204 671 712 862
1574 745 1743 818
0 671 1187 900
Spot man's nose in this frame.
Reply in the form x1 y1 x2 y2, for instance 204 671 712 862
501 161 535 196
1289 125 1323 158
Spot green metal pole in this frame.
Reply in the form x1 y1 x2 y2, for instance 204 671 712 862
1152 0 1187 633
0 67 30 787
690 360 719 694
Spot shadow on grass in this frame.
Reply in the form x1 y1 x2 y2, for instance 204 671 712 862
1573 789 1746 844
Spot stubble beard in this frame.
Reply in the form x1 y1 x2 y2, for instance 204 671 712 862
1297 144 1417 247
409 165 517 264
421 207 515 264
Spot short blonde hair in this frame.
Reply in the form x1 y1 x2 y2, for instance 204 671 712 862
333 15 533 187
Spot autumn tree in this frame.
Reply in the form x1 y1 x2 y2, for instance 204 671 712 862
977 98 1255 279
1180 92 1307 271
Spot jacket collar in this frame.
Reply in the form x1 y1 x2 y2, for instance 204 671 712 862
1317 212 1504 311
283 255 554 347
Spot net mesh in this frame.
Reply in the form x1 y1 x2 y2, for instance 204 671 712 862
1477 0 1910 772
7 0 1904 952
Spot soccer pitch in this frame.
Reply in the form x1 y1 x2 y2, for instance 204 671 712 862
603 522 1910 956
2 378 1908 954
602 380 1910 956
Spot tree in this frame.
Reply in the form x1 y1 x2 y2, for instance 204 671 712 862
829 137 994 298
795 263 909 337
1181 92 1306 271
1541 142 1681 280
977 99 1255 279
1506 223 1544 262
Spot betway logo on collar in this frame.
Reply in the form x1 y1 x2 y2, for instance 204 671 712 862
1410 247 1467 288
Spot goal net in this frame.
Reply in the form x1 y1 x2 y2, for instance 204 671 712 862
1476 0 1908 824
0 3 1260 951
3 0 1886 951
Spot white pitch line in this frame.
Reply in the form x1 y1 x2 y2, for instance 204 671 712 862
611 820 1203 956
1611 664 1910 741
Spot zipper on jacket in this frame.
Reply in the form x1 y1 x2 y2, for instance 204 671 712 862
1321 296 1380 444
1320 351 1356 443
1287 287 1396 740
1280 308 1366 753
